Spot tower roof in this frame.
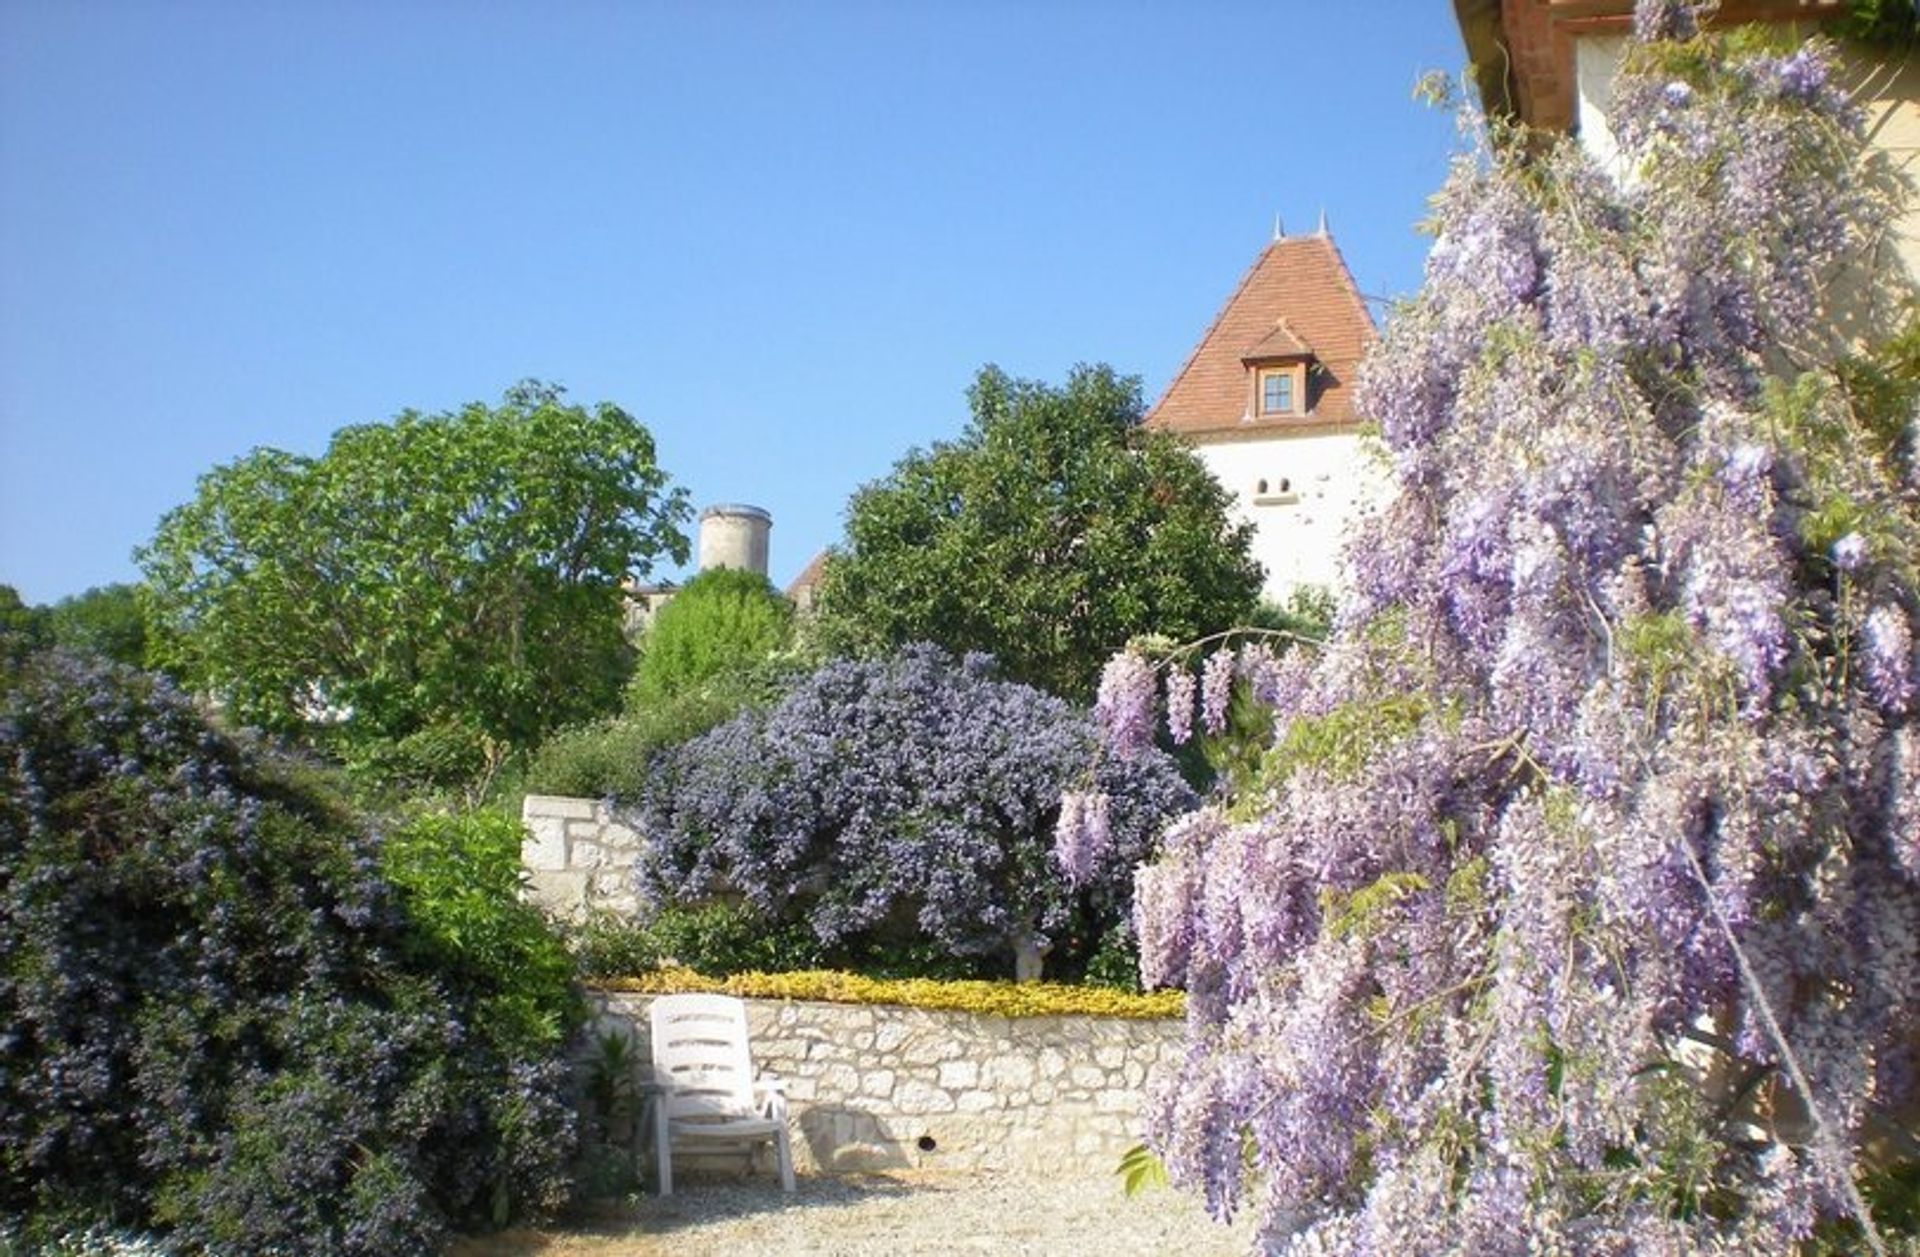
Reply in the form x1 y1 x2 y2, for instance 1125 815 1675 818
1145 232 1376 436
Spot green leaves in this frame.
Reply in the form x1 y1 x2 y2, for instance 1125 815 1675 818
629 566 794 710
1116 1142 1169 1197
817 364 1263 701
138 381 691 782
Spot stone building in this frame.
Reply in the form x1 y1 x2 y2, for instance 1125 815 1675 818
1143 226 1383 603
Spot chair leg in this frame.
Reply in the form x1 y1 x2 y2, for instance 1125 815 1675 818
654 1103 673 1197
775 1125 795 1192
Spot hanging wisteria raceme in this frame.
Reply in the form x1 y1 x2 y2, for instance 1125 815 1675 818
1097 9 1920 1253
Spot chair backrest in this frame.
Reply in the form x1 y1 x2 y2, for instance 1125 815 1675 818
650 993 759 1121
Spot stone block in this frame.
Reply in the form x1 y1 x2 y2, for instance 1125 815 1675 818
819 1063 861 1098
523 794 597 821
860 1069 896 1100
982 1055 1035 1090
1070 1065 1105 1089
521 816 569 870
937 1060 978 1090
955 1090 998 1113
524 869 589 915
894 1079 956 1113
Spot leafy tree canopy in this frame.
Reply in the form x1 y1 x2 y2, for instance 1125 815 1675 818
815 364 1264 701
628 566 793 710
138 381 690 782
0 584 49 680
45 583 148 669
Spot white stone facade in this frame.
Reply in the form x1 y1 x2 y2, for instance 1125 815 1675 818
1191 428 1387 601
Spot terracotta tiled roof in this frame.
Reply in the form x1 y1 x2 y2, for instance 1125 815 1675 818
1145 232 1376 436
1241 316 1314 362
786 549 829 602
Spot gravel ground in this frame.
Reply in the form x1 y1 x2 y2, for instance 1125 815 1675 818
452 1169 1256 1257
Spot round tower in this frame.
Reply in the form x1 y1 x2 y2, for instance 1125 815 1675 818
697 504 772 578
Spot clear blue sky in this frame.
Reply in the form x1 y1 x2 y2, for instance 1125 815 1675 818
1 0 1467 605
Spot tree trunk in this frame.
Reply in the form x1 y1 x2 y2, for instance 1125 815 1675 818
1012 928 1048 983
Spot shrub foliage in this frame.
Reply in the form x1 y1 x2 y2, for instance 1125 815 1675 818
0 656 575 1254
633 646 1194 980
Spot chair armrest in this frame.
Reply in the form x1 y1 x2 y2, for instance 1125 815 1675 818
755 1075 790 1121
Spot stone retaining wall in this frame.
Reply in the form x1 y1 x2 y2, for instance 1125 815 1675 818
521 794 646 917
586 991 1183 1179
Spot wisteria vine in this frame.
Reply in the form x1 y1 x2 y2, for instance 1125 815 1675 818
1075 8 1920 1252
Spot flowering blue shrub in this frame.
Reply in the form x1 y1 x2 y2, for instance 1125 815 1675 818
633 646 1193 980
0 654 574 1254
1102 10 1920 1253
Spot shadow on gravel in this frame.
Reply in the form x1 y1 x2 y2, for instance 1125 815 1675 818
451 1173 942 1255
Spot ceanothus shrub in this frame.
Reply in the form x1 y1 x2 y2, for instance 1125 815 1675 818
1094 8 1920 1253
632 645 1193 980
0 654 574 1255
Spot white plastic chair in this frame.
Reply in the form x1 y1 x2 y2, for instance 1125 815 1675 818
646 993 796 1195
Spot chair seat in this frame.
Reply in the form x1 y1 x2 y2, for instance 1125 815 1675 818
670 1115 784 1140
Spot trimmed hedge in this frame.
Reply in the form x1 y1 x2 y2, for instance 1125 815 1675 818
598 966 1184 1021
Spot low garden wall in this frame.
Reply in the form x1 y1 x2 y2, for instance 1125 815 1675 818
521 794 645 917
585 991 1183 1178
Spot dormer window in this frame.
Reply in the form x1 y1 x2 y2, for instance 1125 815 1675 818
1261 370 1295 415
1256 363 1306 417
1242 317 1315 420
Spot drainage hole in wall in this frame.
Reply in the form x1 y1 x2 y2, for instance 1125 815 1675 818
917 1135 938 1152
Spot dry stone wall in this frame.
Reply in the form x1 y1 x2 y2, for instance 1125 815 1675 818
587 992 1184 1178
521 794 646 917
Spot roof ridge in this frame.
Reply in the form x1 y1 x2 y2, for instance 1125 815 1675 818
1145 240 1278 424
1314 230 1379 345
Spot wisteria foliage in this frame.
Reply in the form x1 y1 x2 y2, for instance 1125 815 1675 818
632 646 1194 977
1103 14 1920 1254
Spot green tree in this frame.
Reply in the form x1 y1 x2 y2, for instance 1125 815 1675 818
139 381 689 782
816 364 1264 700
629 566 793 709
45 582 148 668
0 584 50 680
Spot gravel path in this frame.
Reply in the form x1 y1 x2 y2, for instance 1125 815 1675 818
454 1170 1255 1257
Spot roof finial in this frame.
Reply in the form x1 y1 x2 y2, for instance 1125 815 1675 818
1272 213 1284 242
1317 207 1329 237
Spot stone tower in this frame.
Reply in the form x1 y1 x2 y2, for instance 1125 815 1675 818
697 503 772 577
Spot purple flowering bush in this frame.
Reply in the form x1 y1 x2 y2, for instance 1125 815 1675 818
1108 12 1920 1253
632 646 1194 981
0 655 575 1254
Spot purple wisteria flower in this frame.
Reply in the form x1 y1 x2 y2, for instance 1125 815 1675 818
1164 668 1196 745
1125 9 1920 1253
1200 648 1236 735
1831 531 1868 572
1862 604 1915 714
1094 649 1157 754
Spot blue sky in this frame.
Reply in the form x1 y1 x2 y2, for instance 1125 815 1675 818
1 1 1467 605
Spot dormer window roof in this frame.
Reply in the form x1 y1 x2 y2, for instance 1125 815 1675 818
1240 317 1315 365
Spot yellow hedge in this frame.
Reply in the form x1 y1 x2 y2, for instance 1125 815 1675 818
597 967 1185 1020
